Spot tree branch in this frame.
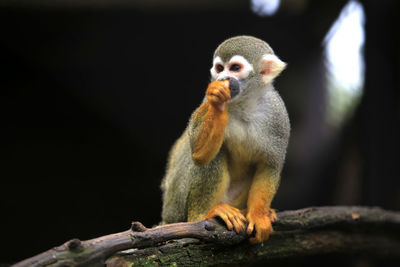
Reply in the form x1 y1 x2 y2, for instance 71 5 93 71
13 206 400 267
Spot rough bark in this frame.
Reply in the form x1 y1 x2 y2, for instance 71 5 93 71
12 206 400 267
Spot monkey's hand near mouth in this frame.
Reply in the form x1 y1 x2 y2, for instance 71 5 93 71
199 81 248 234
191 80 230 165
206 80 231 112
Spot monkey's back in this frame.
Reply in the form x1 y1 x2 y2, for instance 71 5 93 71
161 131 192 223
161 127 227 224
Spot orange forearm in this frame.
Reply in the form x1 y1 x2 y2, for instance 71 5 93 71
191 102 228 165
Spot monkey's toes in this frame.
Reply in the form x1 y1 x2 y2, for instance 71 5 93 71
246 212 273 244
204 203 246 233
269 208 277 223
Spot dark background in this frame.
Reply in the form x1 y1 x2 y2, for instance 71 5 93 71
1 0 399 264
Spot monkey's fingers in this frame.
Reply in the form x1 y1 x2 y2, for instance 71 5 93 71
246 212 273 244
218 208 245 233
249 228 267 244
218 85 231 101
225 205 246 222
246 216 273 244
214 210 241 232
228 213 245 233
226 206 247 232
204 203 246 233
206 81 230 103
249 223 273 244
209 88 230 103
206 81 228 95
218 213 233 231
207 95 222 105
269 208 277 223
237 211 247 223
209 91 226 103
221 80 230 88
246 221 255 236
207 95 228 112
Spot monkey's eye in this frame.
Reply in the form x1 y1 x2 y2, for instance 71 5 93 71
229 64 241 72
216 64 224 73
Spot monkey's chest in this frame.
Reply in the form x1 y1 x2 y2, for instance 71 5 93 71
222 118 262 207
224 117 262 162
222 158 255 208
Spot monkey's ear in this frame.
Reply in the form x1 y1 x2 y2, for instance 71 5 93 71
259 54 286 84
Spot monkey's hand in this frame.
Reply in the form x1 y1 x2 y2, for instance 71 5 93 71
246 210 273 244
203 203 246 234
206 80 231 112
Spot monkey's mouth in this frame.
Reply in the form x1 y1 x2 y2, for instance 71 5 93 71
218 77 240 99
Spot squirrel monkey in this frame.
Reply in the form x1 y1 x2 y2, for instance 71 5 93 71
161 36 290 244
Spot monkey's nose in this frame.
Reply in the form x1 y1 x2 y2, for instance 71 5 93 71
227 77 240 98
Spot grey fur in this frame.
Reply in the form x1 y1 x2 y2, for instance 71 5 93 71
214 35 274 65
161 36 290 224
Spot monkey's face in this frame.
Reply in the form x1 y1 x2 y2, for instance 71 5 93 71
210 36 286 101
210 55 253 99
210 53 286 101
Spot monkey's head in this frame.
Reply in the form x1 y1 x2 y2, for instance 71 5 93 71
210 36 286 100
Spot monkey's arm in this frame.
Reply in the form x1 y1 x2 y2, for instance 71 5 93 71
246 165 279 244
189 81 230 165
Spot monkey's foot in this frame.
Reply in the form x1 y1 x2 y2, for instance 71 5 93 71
240 208 277 222
269 208 277 223
246 211 273 244
203 203 246 234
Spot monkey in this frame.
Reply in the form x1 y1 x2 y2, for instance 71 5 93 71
161 36 290 244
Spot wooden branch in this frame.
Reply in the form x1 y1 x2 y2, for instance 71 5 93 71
13 206 400 267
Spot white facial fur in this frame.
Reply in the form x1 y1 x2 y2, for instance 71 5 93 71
210 55 254 81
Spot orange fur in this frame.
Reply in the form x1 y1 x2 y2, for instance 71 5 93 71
246 168 278 244
191 81 230 165
191 81 278 243
203 203 246 234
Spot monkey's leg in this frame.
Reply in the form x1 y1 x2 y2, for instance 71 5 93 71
246 165 279 244
186 155 246 234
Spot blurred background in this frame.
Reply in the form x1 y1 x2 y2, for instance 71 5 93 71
1 0 399 265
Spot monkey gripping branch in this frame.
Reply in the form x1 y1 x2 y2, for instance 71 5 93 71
12 206 400 266
11 37 400 266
